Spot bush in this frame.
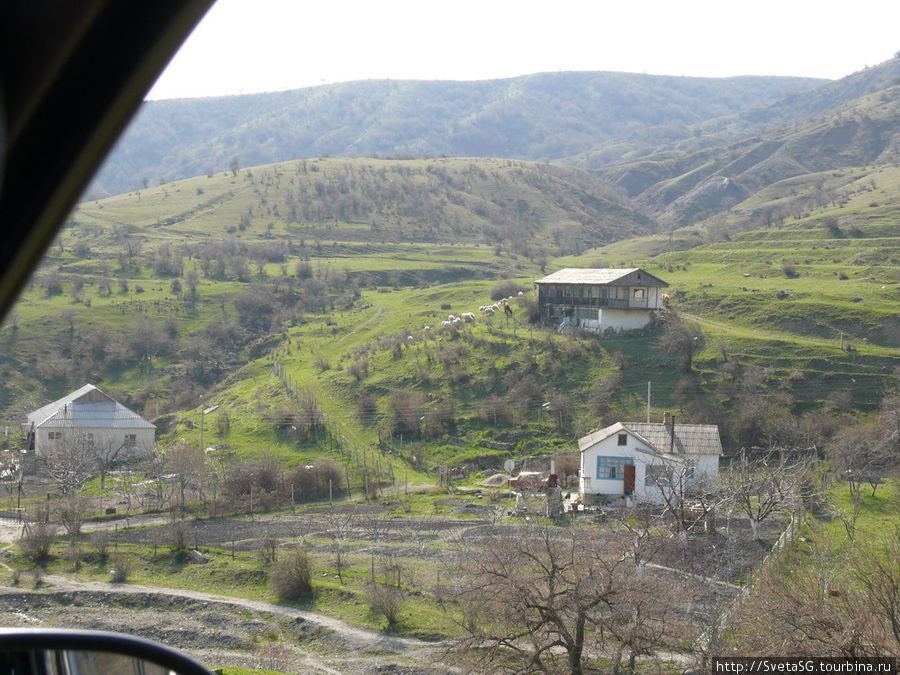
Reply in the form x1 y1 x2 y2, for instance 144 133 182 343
357 394 378 424
287 462 343 503
19 522 57 563
270 548 312 601
90 533 110 561
490 280 524 301
67 541 83 571
223 458 282 498
109 553 135 582
56 495 90 536
366 582 404 626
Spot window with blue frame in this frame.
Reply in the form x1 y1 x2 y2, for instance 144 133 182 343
596 456 633 480
644 465 671 487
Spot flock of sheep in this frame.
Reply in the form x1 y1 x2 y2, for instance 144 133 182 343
419 291 524 335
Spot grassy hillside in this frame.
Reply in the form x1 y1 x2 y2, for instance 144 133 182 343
80 156 655 255
92 72 824 197
599 85 900 228
3 150 898 483
578 56 900 175
560 164 900 421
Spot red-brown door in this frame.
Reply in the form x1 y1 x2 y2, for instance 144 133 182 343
623 464 635 495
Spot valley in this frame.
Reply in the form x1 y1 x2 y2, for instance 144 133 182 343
0 56 897 674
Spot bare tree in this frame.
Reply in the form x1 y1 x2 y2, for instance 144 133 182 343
852 530 900 650
727 533 900 657
89 437 131 490
724 449 806 541
452 523 625 674
257 528 279 563
362 513 391 543
645 459 721 533
604 569 692 673
657 313 706 372
167 439 205 511
39 436 95 495
828 409 896 498
141 447 176 511
325 509 356 583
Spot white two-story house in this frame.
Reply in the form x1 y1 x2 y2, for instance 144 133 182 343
534 267 668 333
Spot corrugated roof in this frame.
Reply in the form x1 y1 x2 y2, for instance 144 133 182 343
26 383 101 426
38 401 155 429
536 268 638 285
579 421 722 456
27 384 154 430
626 422 722 456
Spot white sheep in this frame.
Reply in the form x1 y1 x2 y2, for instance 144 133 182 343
441 320 452 327
483 306 495 315
461 312 475 322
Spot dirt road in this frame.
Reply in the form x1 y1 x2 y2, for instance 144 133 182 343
0 574 447 674
0 512 449 673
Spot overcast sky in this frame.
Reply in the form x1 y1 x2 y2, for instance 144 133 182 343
148 0 900 100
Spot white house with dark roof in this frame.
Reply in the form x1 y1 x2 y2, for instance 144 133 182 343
534 268 668 333
23 384 155 458
578 414 722 506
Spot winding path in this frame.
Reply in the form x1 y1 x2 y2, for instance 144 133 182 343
0 574 433 655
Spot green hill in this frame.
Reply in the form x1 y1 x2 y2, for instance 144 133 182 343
91 71 824 197
599 85 900 228
3 149 897 475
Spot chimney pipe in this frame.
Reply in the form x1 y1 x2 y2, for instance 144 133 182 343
665 412 675 453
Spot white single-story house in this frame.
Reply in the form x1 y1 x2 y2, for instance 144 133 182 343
578 414 722 507
534 268 668 334
23 384 155 458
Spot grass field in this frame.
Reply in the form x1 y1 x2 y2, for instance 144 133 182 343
0 156 896 498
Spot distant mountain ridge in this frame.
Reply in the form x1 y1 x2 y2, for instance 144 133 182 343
91 71 825 197
601 84 900 228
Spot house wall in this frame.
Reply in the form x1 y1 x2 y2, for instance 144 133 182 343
580 434 719 506
35 426 155 458
694 455 719 485
598 308 653 332
580 434 650 502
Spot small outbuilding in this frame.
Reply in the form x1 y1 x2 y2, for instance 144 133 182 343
534 267 668 333
578 414 721 507
23 384 155 458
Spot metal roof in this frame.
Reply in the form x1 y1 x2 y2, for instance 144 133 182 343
26 383 101 426
26 384 154 430
579 421 722 456
534 267 668 287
